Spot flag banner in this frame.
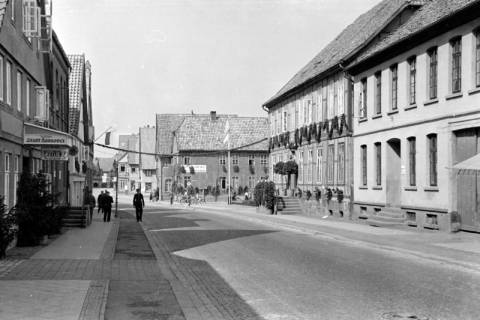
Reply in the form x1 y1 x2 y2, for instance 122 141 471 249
105 131 111 145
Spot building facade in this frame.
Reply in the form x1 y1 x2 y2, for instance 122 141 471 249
348 0 480 231
139 125 157 195
262 0 420 217
156 112 269 199
1 1 74 209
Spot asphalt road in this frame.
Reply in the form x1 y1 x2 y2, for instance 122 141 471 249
138 204 480 320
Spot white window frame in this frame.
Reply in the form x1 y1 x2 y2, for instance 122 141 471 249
232 154 239 165
317 148 323 184
16 71 22 112
260 154 267 166
26 78 30 116
4 154 10 207
219 154 226 165
6 61 11 105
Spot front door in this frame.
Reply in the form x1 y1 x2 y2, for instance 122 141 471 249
455 128 480 232
386 139 401 207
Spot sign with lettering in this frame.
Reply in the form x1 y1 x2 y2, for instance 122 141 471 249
41 148 69 161
191 165 207 173
25 133 69 145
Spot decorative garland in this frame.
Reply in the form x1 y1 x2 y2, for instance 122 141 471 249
339 114 348 135
328 119 335 139
323 120 329 132
283 131 290 147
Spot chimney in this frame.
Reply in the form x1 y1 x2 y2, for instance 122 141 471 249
210 111 217 120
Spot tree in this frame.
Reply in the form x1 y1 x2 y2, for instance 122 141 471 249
14 173 54 246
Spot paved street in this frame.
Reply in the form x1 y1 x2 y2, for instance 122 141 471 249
140 202 480 320
2 198 480 320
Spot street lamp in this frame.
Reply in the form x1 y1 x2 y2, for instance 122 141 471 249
113 159 119 217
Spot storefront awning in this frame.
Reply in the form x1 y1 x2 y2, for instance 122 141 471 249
24 123 73 147
452 153 480 174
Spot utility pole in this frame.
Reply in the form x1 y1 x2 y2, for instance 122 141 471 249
114 160 119 217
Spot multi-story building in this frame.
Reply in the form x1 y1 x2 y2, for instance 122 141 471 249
139 125 157 195
348 0 480 231
1 0 73 209
170 111 269 196
156 112 269 199
262 0 419 217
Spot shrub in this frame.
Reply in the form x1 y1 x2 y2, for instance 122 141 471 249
0 197 17 259
274 161 286 175
15 173 54 246
306 190 312 200
264 181 276 210
189 166 195 174
254 181 266 207
233 165 240 173
178 166 186 174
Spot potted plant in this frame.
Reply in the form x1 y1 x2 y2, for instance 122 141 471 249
189 166 195 174
0 197 16 259
233 165 240 173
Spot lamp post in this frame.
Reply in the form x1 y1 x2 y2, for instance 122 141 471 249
113 160 119 217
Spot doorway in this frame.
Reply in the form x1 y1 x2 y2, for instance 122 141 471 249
386 138 401 207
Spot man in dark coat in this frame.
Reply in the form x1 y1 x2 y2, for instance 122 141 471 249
133 188 145 222
97 191 104 214
103 191 114 222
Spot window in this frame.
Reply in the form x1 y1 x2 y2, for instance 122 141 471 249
144 170 153 177
316 148 323 184
375 71 382 115
260 154 267 165
408 137 416 186
390 65 398 110
476 31 480 87
219 154 226 165
307 149 313 183
333 80 338 115
248 176 256 189
248 154 255 166
4 154 10 207
327 144 334 184
145 182 152 192
283 111 287 132
183 156 190 165
374 143 381 186
338 143 345 185
322 81 328 120
408 56 416 105
164 179 172 192
183 176 191 188
220 177 226 189
361 145 367 186
451 37 462 93
428 134 438 186
428 48 438 99
131 167 136 173
232 176 239 190
0 56 3 101
232 154 238 165
6 61 11 105
16 71 21 111
295 103 299 128
26 79 30 116
298 151 303 183
360 78 367 118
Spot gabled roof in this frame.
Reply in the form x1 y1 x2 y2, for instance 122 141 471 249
263 0 419 107
68 54 85 136
174 116 269 152
348 0 480 69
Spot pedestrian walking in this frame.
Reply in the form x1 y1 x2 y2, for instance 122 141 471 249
103 191 113 222
133 188 145 222
97 191 104 214
170 191 174 205
87 192 96 222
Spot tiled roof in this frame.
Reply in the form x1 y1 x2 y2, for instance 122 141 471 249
349 0 480 66
68 54 85 136
264 0 415 107
174 116 269 152
96 157 115 172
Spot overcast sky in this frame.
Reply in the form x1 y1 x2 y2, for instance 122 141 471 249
53 0 379 157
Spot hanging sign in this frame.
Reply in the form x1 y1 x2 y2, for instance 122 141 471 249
191 165 207 173
41 148 69 161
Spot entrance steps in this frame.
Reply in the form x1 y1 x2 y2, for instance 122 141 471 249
277 197 302 215
63 207 88 228
367 207 405 227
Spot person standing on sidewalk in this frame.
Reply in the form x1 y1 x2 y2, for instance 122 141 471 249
87 192 96 221
103 191 114 222
97 191 105 214
133 188 145 222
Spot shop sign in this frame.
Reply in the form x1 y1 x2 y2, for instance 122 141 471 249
191 165 207 173
41 148 69 161
25 133 69 145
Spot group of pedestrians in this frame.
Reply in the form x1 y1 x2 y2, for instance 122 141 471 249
97 190 114 222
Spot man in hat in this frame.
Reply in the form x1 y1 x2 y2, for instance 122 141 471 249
133 188 145 222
